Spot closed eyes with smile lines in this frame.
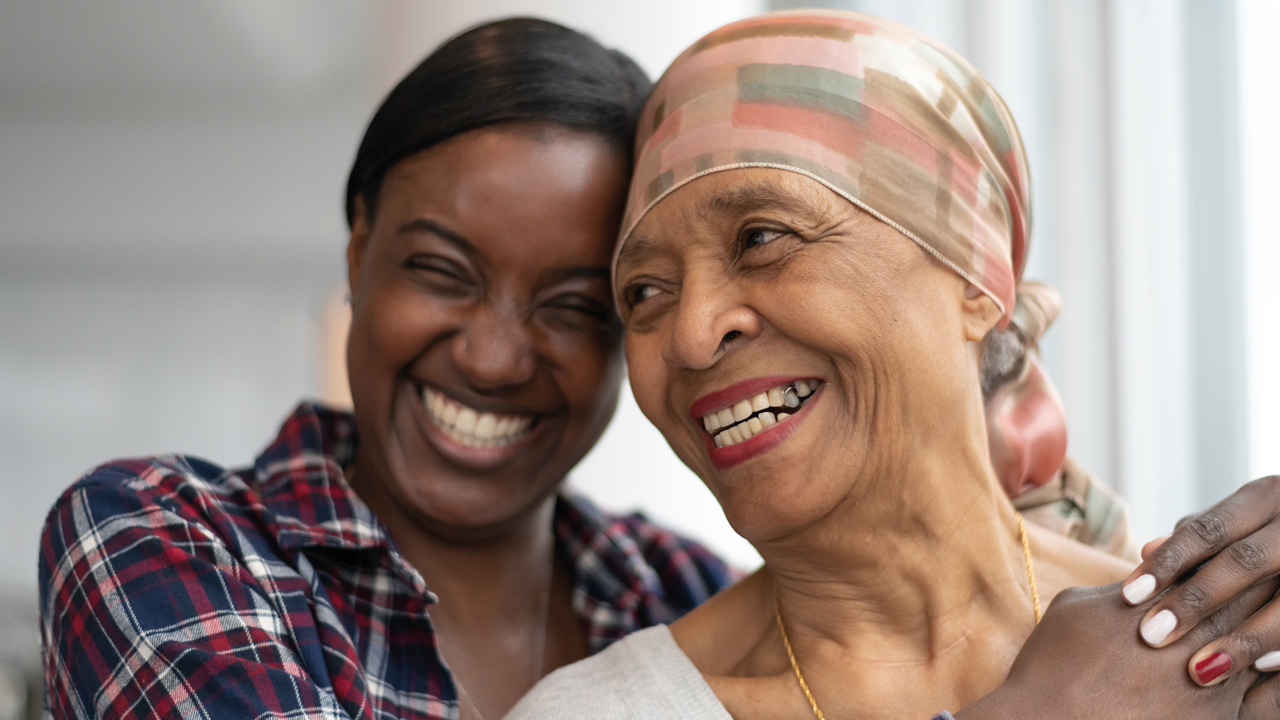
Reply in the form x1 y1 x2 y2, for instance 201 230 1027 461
399 219 615 331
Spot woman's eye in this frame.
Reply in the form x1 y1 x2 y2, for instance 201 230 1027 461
409 260 455 277
627 283 665 307
742 228 786 249
406 255 469 282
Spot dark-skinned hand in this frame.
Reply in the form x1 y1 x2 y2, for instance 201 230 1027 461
1115 475 1280 713
956 574 1279 720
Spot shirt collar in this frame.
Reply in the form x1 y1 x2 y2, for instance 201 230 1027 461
247 403 435 600
554 492 675 635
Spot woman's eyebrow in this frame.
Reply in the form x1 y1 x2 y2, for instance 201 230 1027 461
616 235 659 270
397 218 480 258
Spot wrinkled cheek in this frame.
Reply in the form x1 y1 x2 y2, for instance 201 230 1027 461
623 333 702 464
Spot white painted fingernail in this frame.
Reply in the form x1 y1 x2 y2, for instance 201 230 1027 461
1141 610 1177 646
1123 574 1157 605
1255 651 1280 672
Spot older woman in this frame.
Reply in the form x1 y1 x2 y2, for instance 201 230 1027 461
509 10 1280 719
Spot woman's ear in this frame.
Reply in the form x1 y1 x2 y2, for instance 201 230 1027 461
962 282 1003 342
346 195 371 306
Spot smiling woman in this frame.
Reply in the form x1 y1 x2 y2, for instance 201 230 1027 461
508 9 1280 720
344 125 628 533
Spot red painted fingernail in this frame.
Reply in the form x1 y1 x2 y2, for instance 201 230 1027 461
1194 653 1233 685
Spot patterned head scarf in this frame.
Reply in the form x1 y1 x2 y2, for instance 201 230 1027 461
615 9 1031 326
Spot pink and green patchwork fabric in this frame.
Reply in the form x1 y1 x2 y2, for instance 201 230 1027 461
617 9 1031 325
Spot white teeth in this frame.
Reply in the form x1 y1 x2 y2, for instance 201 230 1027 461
456 407 478 433
474 414 496 439
421 387 536 449
699 380 820 447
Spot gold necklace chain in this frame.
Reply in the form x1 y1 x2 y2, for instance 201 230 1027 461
775 592 828 720
775 512 1041 720
1017 512 1043 623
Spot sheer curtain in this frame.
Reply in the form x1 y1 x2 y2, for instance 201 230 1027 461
1239 0 1280 488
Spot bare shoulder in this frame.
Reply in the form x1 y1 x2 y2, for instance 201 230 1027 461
1026 523 1135 601
670 567 775 675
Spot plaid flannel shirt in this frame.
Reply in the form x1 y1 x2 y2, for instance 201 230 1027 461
39 403 735 720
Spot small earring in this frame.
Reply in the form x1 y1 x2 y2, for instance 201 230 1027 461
343 293 352 306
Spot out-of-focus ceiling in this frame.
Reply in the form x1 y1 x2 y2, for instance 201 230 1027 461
0 0 367 103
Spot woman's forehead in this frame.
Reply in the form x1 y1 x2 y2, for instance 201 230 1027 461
620 169 860 261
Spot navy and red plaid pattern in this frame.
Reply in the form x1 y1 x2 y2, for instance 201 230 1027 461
40 403 735 720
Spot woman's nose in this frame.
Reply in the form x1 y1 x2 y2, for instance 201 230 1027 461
663 278 761 370
451 305 537 390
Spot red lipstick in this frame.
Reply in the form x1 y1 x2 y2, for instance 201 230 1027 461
690 376 806 420
696 381 824 470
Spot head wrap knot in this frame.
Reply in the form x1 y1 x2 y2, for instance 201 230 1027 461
615 9 1032 326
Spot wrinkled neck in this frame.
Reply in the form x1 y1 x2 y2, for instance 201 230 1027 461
756 416 1035 661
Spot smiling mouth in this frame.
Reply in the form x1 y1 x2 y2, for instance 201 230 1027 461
421 386 537 449
700 380 820 448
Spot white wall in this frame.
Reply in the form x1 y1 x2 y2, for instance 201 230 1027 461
0 106 362 594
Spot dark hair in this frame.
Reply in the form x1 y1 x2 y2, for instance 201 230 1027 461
980 324 1027 401
345 17 652 227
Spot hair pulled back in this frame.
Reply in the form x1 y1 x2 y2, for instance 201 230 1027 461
345 17 652 227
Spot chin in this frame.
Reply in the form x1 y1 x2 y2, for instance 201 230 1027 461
708 472 817 544
403 478 554 536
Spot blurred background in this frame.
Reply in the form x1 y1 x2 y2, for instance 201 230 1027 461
0 1 1276 716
